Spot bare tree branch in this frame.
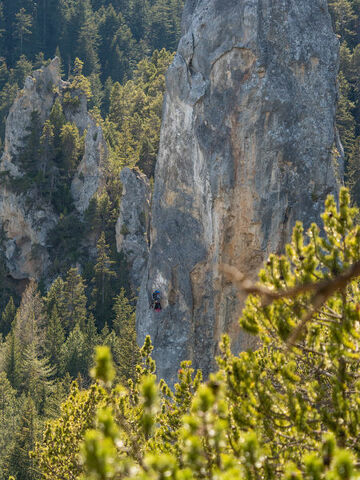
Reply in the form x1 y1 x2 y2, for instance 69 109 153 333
221 261 360 347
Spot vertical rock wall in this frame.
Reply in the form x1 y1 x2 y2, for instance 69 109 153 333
137 0 342 385
0 59 107 280
115 167 151 293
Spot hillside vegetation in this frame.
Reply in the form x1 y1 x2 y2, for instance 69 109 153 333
33 189 360 480
328 0 360 198
0 2 182 478
0 1 359 479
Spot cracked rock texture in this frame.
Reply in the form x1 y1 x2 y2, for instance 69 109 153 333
71 121 107 213
137 0 342 385
0 58 106 280
116 168 151 293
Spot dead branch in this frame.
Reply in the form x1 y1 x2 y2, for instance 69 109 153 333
220 261 360 347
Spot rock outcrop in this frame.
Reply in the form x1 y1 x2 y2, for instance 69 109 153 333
1 58 62 178
0 58 106 280
137 0 342 384
116 167 151 292
71 121 107 213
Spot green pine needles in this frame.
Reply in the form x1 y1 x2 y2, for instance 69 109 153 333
31 188 360 479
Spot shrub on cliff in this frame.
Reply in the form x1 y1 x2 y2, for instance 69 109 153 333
33 188 360 479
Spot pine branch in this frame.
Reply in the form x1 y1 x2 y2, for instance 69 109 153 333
221 260 360 347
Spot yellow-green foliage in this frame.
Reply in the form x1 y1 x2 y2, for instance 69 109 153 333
33 188 360 479
104 49 174 178
59 123 83 172
70 58 92 100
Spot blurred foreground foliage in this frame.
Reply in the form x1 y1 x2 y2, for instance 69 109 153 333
33 188 360 479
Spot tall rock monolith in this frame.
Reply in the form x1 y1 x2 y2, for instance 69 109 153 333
137 0 342 385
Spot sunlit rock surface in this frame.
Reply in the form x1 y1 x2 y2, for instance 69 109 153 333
137 0 342 385
116 167 151 293
0 58 106 279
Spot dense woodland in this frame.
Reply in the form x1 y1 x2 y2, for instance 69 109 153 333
329 0 360 198
0 1 181 478
0 0 358 479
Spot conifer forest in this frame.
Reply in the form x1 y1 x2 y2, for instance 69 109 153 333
0 0 359 479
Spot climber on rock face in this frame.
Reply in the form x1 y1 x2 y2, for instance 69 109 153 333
151 290 162 312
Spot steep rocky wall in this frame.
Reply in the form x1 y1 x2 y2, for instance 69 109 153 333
115 167 151 293
71 121 107 214
137 0 342 384
0 58 106 280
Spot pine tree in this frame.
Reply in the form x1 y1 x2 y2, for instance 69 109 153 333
63 267 87 333
148 0 177 51
98 6 136 83
13 8 32 55
20 342 54 414
49 98 66 145
39 119 56 199
33 51 47 69
13 280 45 351
89 73 104 110
12 54 32 87
100 322 109 342
44 376 70 420
348 136 360 201
83 313 99 372
4 329 21 389
44 305 65 374
127 0 150 42
139 134 156 177
7 395 38 480
59 122 82 174
101 76 113 115
112 288 134 337
329 0 357 42
0 81 18 139
44 276 65 320
70 57 92 99
351 43 360 123
75 0 100 76
37 0 62 56
40 119 55 176
108 81 123 125
0 2 5 54
0 296 16 337
86 190 117 238
109 14 138 82
0 372 18 480
60 324 87 378
337 73 356 160
105 49 173 176
92 232 115 330
17 110 42 179
34 380 106 480
329 1 360 205
112 288 140 382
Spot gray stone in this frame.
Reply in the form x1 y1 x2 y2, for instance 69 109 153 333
116 168 151 292
137 0 342 385
0 58 108 280
1 58 63 177
71 119 107 213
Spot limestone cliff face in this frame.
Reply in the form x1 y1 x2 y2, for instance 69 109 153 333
0 58 106 280
137 0 342 384
1 59 62 178
71 121 107 214
116 168 151 292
